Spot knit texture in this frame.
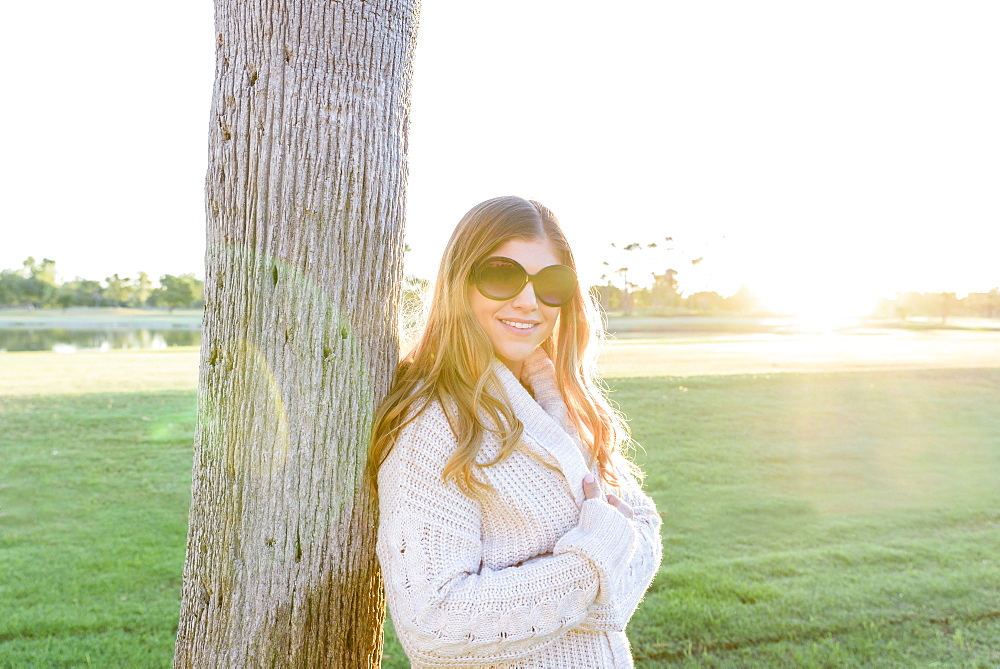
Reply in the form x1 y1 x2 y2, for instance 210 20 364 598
377 349 662 667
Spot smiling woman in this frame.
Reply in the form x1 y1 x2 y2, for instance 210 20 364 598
368 196 662 667
467 240 569 375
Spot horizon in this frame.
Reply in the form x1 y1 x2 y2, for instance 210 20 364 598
2 254 997 321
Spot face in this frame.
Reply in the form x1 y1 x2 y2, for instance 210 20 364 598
468 238 565 378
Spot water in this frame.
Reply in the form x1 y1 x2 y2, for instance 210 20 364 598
0 327 201 352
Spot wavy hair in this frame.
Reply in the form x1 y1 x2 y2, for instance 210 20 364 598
368 196 633 502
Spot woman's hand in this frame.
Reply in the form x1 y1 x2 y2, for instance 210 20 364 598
583 473 633 520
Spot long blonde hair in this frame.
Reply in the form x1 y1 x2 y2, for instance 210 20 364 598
368 196 632 501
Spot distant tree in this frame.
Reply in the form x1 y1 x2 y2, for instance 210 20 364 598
24 257 57 284
650 269 680 312
893 291 963 322
104 274 134 307
629 284 652 310
965 288 1000 318
20 257 59 307
591 273 619 313
725 285 760 314
592 280 624 313
57 278 105 308
614 267 633 315
601 237 689 316
132 272 154 307
399 275 430 353
0 269 29 306
686 291 726 312
151 274 203 312
401 274 428 309
939 292 956 325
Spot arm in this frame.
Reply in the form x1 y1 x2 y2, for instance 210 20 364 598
568 464 663 631
377 404 637 665
519 349 662 629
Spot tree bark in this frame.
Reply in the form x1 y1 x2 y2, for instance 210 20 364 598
174 1 418 665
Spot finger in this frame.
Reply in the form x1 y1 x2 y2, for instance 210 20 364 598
582 473 601 500
607 493 634 519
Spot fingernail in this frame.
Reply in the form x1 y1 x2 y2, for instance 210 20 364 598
584 474 594 484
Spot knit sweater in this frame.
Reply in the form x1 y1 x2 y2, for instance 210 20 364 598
376 349 662 667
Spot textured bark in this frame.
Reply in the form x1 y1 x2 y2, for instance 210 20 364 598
174 1 418 665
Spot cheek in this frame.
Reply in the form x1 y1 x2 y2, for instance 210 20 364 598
541 306 561 336
468 287 494 328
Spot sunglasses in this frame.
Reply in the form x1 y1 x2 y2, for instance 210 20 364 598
471 256 578 307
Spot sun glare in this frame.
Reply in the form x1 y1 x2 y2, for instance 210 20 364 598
754 282 880 331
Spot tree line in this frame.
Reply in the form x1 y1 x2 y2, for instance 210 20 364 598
6 255 997 320
882 289 1000 323
593 283 1000 320
582 239 1000 319
590 278 762 316
0 257 204 310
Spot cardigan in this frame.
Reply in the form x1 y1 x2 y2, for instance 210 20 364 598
376 349 662 667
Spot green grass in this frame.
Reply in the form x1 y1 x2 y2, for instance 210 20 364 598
0 391 196 668
619 369 1000 667
2 362 999 666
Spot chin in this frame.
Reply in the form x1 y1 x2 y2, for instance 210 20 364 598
495 342 540 365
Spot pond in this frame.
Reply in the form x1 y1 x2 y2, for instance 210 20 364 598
0 327 201 353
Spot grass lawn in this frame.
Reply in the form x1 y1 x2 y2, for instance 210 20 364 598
0 348 200 397
0 390 196 667
2 349 998 666
618 370 1000 667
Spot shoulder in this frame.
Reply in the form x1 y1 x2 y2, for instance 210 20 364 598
400 398 454 439
381 399 458 477
377 399 482 519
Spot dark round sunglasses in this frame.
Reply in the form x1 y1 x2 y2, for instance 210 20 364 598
471 256 578 307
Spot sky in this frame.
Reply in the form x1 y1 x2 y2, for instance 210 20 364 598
2 1 998 316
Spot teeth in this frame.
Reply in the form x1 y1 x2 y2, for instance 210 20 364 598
501 320 535 330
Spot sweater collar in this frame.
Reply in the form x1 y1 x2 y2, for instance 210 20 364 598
491 350 591 505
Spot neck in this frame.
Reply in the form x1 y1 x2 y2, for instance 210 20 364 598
500 357 524 380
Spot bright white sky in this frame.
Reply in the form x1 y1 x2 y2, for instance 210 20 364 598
2 1 997 316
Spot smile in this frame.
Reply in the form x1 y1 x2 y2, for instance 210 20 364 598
500 319 537 330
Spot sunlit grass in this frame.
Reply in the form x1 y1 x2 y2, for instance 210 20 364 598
0 348 200 396
2 345 998 666
0 390 196 667
619 369 1000 666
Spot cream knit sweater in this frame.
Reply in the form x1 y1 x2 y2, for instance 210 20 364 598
376 349 662 668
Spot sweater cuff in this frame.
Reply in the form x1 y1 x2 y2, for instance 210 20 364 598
553 499 637 605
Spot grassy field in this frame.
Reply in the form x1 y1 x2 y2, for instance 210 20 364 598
0 391 194 667
619 369 1000 666
2 342 999 666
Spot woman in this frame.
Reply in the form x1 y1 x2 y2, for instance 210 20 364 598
369 196 662 667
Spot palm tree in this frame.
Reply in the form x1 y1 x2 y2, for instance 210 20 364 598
174 1 419 665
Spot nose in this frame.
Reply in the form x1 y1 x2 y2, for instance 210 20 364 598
510 280 539 309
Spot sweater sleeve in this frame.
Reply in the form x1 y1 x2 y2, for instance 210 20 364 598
572 471 663 631
377 403 635 665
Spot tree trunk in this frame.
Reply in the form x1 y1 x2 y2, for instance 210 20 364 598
174 1 418 665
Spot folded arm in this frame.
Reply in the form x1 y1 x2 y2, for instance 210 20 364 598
377 405 639 665
570 466 663 631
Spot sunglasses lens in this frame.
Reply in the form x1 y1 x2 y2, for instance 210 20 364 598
534 265 577 306
476 258 526 300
